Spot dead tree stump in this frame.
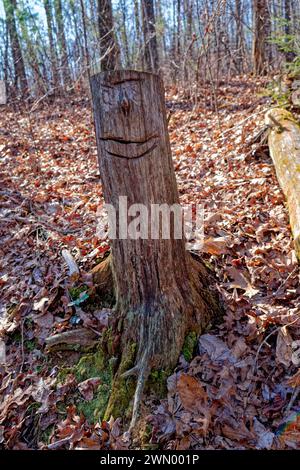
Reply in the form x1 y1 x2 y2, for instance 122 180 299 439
90 70 222 428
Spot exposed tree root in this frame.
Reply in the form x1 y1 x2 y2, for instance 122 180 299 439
91 252 223 430
128 349 151 432
91 255 113 296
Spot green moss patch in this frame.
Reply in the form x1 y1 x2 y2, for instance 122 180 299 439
147 369 171 397
103 342 137 421
182 331 198 362
57 347 115 424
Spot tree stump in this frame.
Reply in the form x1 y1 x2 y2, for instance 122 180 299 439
90 70 222 428
266 108 300 258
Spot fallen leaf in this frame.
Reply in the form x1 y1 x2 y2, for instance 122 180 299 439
199 333 236 363
253 418 274 449
78 377 101 401
177 373 207 412
226 266 260 298
33 297 49 312
202 236 231 255
276 326 293 367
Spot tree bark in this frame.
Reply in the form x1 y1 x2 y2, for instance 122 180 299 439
133 0 143 68
265 108 300 258
3 0 28 95
79 0 90 78
141 0 159 72
44 0 59 89
97 0 119 71
252 0 269 75
54 0 71 88
176 0 181 58
120 0 130 67
90 70 222 427
235 0 244 73
284 0 296 63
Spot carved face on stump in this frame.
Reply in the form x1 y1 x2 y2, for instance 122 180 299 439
95 71 161 160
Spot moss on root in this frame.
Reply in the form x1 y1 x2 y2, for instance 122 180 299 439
147 369 171 397
104 342 137 420
57 346 115 424
182 331 198 362
55 336 139 425
102 327 114 356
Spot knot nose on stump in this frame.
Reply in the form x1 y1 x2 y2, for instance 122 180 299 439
119 91 131 117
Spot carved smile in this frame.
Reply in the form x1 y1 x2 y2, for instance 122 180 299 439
100 134 158 159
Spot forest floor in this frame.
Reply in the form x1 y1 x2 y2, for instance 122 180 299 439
0 76 300 450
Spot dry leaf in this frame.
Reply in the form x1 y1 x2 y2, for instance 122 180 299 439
276 326 293 367
232 337 248 359
287 369 300 388
33 297 49 312
253 418 274 449
177 373 207 412
202 236 230 255
78 377 101 401
199 333 236 363
226 266 259 298
222 422 255 443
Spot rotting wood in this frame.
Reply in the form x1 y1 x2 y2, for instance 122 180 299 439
45 328 98 352
61 249 80 281
0 80 6 105
265 108 300 258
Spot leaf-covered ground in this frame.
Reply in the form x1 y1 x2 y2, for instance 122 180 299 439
0 77 300 450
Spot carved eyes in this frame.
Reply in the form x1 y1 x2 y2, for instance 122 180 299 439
102 87 114 106
101 83 141 110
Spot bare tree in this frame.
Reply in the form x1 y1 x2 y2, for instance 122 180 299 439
97 0 119 70
252 0 269 75
284 0 296 62
54 0 71 87
141 0 159 72
44 0 59 89
3 0 28 95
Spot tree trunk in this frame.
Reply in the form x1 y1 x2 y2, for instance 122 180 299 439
252 0 269 75
44 0 59 89
90 70 222 427
133 0 143 68
97 0 119 71
176 0 181 58
19 12 47 97
54 0 71 88
265 108 300 258
120 0 130 67
284 0 296 63
141 0 159 72
3 0 28 95
235 0 244 73
79 0 90 79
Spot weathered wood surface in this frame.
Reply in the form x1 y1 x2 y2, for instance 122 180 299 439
45 328 98 352
265 108 300 257
61 249 79 281
91 70 221 426
0 81 6 105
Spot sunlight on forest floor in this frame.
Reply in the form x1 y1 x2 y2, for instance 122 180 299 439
1 76 300 449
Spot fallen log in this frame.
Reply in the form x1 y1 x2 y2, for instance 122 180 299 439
45 328 98 352
265 108 300 258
